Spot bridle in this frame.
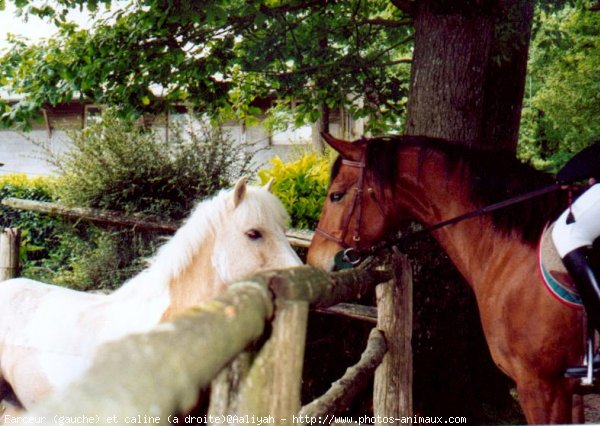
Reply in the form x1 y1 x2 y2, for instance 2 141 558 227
315 154 567 269
314 156 386 266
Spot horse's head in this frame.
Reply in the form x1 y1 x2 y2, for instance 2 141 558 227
212 177 302 282
307 134 396 271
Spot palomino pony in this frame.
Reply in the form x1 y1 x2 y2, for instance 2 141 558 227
0 177 301 409
307 134 585 424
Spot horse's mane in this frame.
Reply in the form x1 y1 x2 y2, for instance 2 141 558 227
117 185 290 294
334 135 567 245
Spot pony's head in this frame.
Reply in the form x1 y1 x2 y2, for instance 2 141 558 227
152 177 302 309
307 134 396 271
210 177 303 283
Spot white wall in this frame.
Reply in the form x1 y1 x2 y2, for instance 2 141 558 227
0 130 70 176
0 108 364 176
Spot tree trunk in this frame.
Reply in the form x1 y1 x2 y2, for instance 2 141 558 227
404 0 534 152
399 1 535 420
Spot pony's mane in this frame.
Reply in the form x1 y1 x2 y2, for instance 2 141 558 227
334 135 567 245
143 185 290 284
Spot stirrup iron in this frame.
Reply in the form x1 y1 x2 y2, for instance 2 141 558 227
565 332 599 384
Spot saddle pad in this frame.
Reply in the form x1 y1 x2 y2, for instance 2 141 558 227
538 223 583 308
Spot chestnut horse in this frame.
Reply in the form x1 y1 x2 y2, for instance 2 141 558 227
307 134 585 424
0 177 301 410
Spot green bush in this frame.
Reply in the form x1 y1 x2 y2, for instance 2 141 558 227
257 151 329 230
35 108 258 290
0 174 62 276
39 227 158 292
51 108 256 221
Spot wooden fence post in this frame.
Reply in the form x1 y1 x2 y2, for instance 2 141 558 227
0 227 20 281
373 251 413 421
209 299 309 425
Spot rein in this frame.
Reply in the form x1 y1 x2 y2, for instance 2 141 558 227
318 155 567 269
368 181 565 252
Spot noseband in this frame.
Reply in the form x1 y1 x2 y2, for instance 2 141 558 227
315 157 385 266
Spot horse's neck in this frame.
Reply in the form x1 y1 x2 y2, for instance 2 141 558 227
394 148 536 291
112 234 223 323
160 234 224 321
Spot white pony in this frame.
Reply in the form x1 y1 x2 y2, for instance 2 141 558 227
0 177 302 409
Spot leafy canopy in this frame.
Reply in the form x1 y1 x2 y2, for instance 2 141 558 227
1 0 413 132
519 5 600 171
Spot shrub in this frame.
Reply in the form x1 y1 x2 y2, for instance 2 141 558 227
36 108 258 290
41 227 159 292
257 151 329 230
0 174 62 275
48 109 256 221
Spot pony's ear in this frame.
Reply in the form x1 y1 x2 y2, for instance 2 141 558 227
233 176 249 208
321 132 364 161
264 178 274 192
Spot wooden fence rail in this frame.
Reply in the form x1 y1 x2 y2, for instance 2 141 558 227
28 256 405 425
1 197 314 247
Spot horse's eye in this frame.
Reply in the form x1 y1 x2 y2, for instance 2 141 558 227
330 192 345 202
245 229 263 240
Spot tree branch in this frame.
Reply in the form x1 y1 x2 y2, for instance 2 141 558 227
298 328 387 419
358 18 413 27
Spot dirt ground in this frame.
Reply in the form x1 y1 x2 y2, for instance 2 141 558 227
585 394 600 423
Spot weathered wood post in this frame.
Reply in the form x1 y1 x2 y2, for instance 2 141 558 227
0 227 20 281
209 298 309 425
374 251 413 421
209 259 393 425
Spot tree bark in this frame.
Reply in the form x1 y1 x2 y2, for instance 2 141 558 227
404 0 534 152
481 0 534 151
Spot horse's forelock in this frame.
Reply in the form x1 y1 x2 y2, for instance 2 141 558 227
231 186 290 229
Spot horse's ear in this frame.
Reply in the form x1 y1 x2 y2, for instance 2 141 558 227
264 178 274 192
233 176 249 208
321 132 364 161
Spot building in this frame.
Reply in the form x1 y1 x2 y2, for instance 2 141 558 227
0 99 364 176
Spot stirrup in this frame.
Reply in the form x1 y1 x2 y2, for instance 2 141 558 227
565 333 598 385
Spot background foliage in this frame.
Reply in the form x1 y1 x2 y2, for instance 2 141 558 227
257 151 329 230
0 0 412 133
519 6 600 171
46 108 256 221
2 110 258 290
0 174 62 275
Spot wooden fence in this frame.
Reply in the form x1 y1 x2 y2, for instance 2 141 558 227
0 198 413 425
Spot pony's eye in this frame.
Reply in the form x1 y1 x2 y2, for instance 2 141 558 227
245 229 263 240
330 192 345 202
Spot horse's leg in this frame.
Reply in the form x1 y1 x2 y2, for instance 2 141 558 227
517 376 574 424
572 394 584 424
